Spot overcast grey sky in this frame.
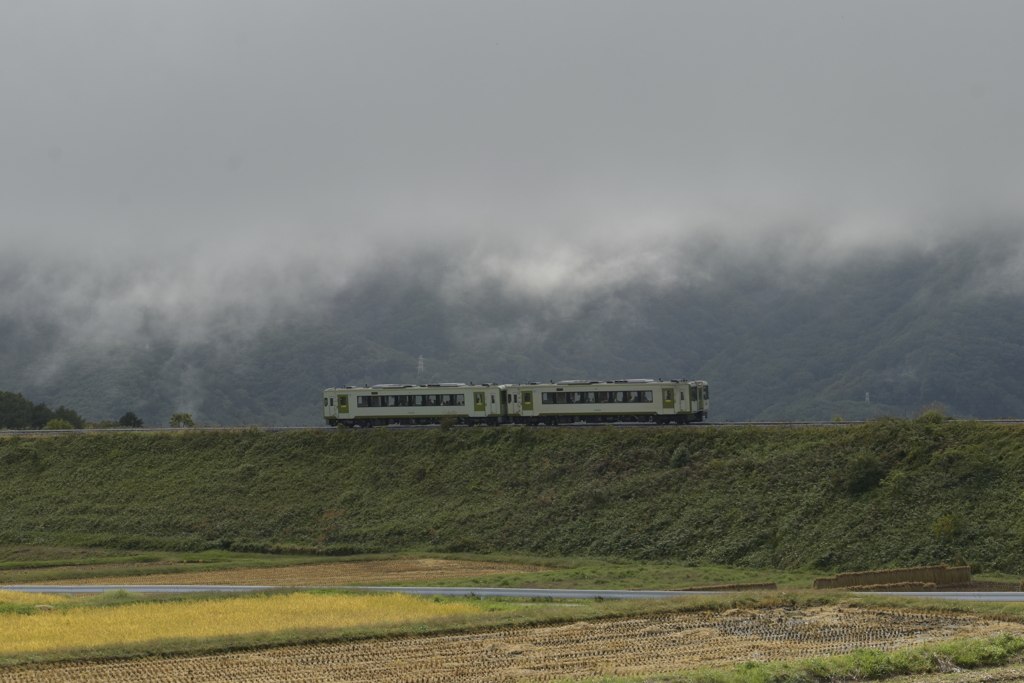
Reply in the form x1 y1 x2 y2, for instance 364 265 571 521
2 0 1023 296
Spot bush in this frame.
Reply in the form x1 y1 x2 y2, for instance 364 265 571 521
916 402 949 423
168 413 195 428
842 452 888 494
917 410 946 424
42 419 74 430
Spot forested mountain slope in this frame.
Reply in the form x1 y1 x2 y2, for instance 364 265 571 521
1 241 1022 426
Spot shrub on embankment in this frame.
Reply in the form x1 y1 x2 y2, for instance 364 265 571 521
1 419 1022 572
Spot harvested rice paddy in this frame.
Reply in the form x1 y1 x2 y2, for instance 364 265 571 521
22 558 551 586
2 606 1020 682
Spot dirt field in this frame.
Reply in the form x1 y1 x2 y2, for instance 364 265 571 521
21 558 551 586
3 606 1020 682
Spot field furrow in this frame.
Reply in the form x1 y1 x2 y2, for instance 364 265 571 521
3 606 1019 682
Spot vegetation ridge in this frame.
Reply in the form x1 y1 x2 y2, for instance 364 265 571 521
1 419 1022 572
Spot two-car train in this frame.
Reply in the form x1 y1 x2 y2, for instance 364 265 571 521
322 379 708 427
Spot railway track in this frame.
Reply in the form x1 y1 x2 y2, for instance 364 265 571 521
2 419 1023 437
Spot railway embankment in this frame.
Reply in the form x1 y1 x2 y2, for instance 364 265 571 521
1 418 1022 572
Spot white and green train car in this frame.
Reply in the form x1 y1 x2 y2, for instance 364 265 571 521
503 379 708 425
323 379 708 427
322 383 505 427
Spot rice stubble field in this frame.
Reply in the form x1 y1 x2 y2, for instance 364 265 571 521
2 604 1021 682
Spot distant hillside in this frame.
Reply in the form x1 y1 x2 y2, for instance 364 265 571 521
1 240 1022 425
2 420 1021 572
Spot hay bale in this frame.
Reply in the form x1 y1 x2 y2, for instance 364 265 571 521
676 582 777 591
844 582 937 592
813 564 970 589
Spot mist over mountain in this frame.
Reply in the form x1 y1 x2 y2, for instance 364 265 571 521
2 235 1021 426
3 3 1024 427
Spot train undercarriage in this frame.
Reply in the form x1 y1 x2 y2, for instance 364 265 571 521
328 412 706 428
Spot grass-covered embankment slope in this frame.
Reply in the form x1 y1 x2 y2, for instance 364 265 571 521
1 419 1022 572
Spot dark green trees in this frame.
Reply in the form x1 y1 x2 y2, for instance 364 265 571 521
0 391 85 429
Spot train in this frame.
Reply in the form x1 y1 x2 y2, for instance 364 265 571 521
322 379 708 427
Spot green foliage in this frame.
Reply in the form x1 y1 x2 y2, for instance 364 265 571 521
840 452 888 494
42 419 74 430
932 513 962 543
1 421 1023 573
0 390 85 429
118 411 143 428
168 413 195 428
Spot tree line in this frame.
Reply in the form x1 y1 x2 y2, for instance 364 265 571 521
0 390 144 430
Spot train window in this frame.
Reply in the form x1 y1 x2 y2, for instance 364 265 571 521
329 397 334 406
523 391 532 403
338 396 347 406
491 395 495 403
455 394 465 406
690 387 697 401
703 387 709 400
643 391 653 402
541 392 553 404
323 398 328 407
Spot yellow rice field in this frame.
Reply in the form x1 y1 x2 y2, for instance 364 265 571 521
0 591 70 606
0 592 483 656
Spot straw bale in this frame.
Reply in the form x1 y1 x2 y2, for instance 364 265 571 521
813 564 970 589
676 583 777 591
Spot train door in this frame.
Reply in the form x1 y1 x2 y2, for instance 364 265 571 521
337 394 349 415
662 387 674 413
473 391 486 413
503 387 519 418
522 389 534 415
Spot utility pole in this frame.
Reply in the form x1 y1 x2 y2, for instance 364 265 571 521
417 355 425 375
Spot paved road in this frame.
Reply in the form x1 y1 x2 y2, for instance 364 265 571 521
850 591 1024 602
5 585 1024 601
